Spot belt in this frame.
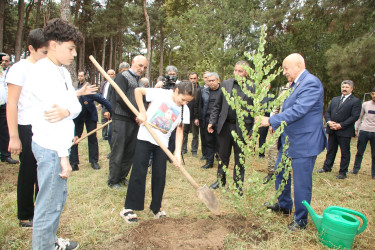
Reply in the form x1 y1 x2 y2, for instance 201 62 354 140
226 119 236 124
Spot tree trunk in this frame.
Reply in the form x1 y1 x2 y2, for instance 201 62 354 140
158 27 164 77
35 0 41 28
78 36 85 71
15 0 25 62
60 0 78 88
109 36 113 70
117 30 123 68
23 0 36 58
0 0 5 51
74 0 80 26
143 0 151 79
113 35 117 70
101 37 106 83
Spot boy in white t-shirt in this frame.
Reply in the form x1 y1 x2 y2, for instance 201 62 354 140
6 28 48 228
120 80 196 223
26 19 83 250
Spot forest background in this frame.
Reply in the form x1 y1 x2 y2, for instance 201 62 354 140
1 0 375 107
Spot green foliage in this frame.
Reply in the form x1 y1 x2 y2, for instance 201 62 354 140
219 27 291 217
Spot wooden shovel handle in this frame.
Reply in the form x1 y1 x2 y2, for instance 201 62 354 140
89 55 200 189
73 119 112 146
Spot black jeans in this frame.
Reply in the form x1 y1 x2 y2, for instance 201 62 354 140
199 120 207 157
323 133 351 174
0 104 10 159
353 130 375 177
204 122 219 164
69 119 98 165
17 124 38 220
182 122 199 153
125 140 167 213
108 119 139 185
217 122 245 186
258 126 269 157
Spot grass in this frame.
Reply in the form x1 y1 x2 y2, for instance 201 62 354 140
1 128 374 249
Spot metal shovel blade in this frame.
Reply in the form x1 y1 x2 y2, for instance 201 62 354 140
196 185 220 215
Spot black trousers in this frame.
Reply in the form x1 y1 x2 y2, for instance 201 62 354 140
182 121 199 153
17 124 38 220
101 109 109 139
204 122 219 164
323 133 352 174
217 122 245 186
353 130 375 177
125 140 167 213
0 104 11 159
69 119 98 165
258 126 269 157
108 119 139 185
199 120 207 157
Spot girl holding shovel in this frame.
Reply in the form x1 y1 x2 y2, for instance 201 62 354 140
120 80 196 223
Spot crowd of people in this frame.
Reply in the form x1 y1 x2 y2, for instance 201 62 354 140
1 18 374 249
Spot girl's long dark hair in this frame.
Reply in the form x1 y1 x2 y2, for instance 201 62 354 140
174 80 196 127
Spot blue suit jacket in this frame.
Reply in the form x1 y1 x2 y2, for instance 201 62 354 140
269 70 327 158
75 93 112 122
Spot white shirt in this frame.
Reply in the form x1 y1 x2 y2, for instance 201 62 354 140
26 58 81 157
137 88 190 146
5 59 34 124
0 68 7 105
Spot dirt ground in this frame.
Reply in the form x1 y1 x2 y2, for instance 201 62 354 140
109 215 269 249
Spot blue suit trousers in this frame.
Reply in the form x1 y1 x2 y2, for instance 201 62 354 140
275 151 317 226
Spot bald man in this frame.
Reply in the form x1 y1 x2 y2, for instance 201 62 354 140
107 55 148 189
259 53 327 231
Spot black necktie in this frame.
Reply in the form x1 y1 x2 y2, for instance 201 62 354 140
339 96 345 106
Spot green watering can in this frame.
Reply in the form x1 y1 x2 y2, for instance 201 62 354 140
302 200 367 249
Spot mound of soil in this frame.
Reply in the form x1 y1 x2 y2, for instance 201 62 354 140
111 215 269 249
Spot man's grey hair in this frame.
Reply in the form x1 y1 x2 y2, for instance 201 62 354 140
165 65 177 74
119 62 130 70
341 80 354 88
141 77 149 84
206 72 220 80
235 60 250 67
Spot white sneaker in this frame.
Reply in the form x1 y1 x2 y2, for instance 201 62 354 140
153 210 167 219
120 208 138 224
55 238 79 250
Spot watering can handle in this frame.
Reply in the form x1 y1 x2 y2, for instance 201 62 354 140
325 206 368 234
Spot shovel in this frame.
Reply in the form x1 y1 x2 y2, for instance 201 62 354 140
72 119 112 146
89 55 220 214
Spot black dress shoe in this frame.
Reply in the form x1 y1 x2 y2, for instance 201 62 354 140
210 180 226 189
91 162 101 170
263 173 274 184
348 170 358 174
317 168 330 173
201 163 213 169
1 157 19 164
72 164 79 171
372 176 375 180
288 220 306 231
200 156 207 161
336 174 347 179
264 203 292 215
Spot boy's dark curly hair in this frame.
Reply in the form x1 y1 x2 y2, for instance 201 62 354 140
43 18 83 46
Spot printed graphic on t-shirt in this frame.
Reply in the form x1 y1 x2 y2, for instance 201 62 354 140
150 102 179 132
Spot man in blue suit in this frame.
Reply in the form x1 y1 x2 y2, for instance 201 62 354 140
69 71 112 171
259 53 327 230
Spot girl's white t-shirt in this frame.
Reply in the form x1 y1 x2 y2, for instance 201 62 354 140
137 88 190 146
5 59 34 125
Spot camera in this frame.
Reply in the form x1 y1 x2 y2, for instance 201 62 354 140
163 75 177 89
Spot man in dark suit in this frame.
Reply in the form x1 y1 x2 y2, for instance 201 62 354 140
69 71 112 171
317 80 361 179
208 61 254 193
100 69 115 141
259 53 327 231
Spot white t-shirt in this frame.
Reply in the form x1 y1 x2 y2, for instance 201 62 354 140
26 58 81 157
5 59 34 125
137 88 190 146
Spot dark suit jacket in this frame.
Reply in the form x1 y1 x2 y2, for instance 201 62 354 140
75 92 112 122
269 70 327 158
208 78 254 137
325 94 361 137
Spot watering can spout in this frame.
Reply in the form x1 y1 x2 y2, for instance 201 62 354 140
302 200 322 230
